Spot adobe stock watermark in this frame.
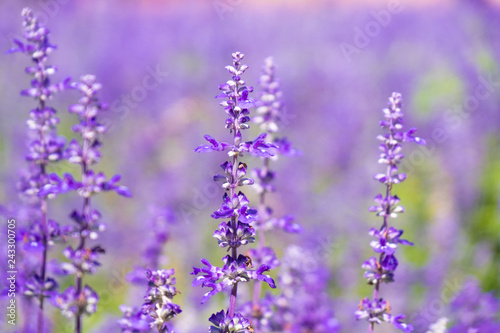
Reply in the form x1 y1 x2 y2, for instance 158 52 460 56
399 73 500 176
339 0 403 63
176 175 220 225
99 266 130 306
409 277 463 331
293 235 339 273
212 0 243 21
36 0 73 23
101 63 169 133
275 106 297 131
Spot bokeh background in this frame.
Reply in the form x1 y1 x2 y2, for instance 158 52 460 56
1 0 500 332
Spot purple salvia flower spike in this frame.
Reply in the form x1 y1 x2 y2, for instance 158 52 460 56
48 75 130 333
192 52 277 329
357 92 424 332
10 7 70 333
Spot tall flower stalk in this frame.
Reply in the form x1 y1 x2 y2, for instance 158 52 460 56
192 52 277 332
42 75 131 333
355 93 425 332
8 8 69 333
247 57 300 326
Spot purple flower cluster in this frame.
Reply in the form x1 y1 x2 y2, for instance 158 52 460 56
142 269 182 332
37 75 131 332
357 93 425 332
54 285 98 319
8 7 70 332
208 310 253 333
192 52 277 330
119 269 181 332
193 254 276 304
118 306 151 333
242 245 340 332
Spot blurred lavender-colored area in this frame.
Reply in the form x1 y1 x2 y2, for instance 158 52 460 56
1 0 500 332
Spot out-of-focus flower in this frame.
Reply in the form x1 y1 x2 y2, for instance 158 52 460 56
53 285 98 318
118 306 151 333
127 207 177 285
426 318 448 333
247 245 340 332
60 246 104 275
448 279 500 332
23 275 58 299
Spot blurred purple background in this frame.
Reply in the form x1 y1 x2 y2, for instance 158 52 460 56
1 0 500 332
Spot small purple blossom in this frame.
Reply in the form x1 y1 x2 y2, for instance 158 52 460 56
355 298 413 333
20 219 62 252
209 310 253 333
246 247 280 270
213 221 256 249
23 275 58 299
192 254 275 304
40 171 131 198
211 192 257 223
53 285 98 318
60 246 104 275
141 269 182 332
118 306 150 333
369 227 413 255
362 257 395 285
195 135 231 153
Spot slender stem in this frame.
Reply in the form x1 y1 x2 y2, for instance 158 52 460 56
228 154 239 318
227 72 242 318
228 245 238 318
370 118 396 332
75 119 91 333
38 198 48 333
37 86 49 333
252 157 270 307
37 307 44 333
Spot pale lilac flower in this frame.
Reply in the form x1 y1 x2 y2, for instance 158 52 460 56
247 57 302 329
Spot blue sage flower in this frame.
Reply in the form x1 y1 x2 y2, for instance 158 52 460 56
357 92 425 333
